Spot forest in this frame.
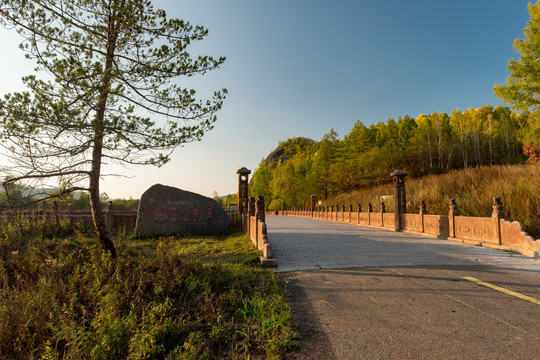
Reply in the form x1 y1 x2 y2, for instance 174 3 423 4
250 105 539 210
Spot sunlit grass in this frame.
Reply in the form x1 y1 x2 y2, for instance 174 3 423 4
0 222 294 359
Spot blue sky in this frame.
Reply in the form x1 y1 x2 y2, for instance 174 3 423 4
0 0 532 199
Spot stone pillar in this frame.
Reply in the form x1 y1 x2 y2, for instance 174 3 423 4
237 167 251 215
420 200 427 233
380 200 385 227
449 198 459 238
310 195 316 218
256 195 265 223
342 205 346 222
368 203 372 225
349 204 353 223
248 196 256 217
391 170 408 232
242 198 249 233
492 197 506 245
358 203 362 224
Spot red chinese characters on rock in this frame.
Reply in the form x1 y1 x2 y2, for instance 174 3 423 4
190 206 200 222
146 202 212 225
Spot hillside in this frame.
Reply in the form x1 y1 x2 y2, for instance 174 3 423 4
249 106 539 236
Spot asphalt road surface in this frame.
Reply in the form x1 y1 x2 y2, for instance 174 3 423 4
265 216 540 359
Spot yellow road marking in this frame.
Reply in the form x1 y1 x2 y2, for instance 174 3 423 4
388 269 540 339
463 276 540 306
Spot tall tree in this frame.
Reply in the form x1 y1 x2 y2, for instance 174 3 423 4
494 1 540 149
0 0 226 256
312 129 339 199
250 160 273 200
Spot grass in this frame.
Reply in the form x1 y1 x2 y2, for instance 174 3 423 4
327 164 540 239
0 220 294 359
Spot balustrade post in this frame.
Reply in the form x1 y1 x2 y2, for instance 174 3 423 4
256 195 265 223
380 200 385 227
420 200 427 233
391 170 407 232
492 197 506 245
449 199 459 238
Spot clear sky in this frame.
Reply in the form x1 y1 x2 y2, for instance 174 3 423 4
0 0 532 199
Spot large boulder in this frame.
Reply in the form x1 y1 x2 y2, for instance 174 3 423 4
135 184 231 236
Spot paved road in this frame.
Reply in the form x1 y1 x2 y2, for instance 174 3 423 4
265 216 540 359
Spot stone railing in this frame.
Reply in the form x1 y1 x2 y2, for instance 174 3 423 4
275 196 539 258
237 167 277 267
240 195 277 267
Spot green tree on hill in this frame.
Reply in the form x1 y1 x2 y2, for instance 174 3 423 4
494 0 540 160
0 0 226 256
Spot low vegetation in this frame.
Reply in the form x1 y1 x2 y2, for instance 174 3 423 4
327 164 540 239
0 220 294 359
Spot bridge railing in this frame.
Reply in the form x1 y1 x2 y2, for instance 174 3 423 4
271 170 539 258
237 167 277 267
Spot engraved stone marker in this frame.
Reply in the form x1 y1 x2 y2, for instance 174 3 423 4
135 184 231 236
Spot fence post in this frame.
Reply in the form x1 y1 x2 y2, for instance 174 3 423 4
310 195 316 218
358 203 362 224
420 200 427 233
282 200 286 216
492 197 506 245
449 199 458 238
105 201 113 231
391 170 407 232
380 200 385 227
368 203 372 225
52 201 60 225
349 204 353 223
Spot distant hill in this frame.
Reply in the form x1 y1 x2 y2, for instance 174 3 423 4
263 137 316 169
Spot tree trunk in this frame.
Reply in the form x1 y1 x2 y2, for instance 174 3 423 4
87 5 119 257
89 135 116 257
